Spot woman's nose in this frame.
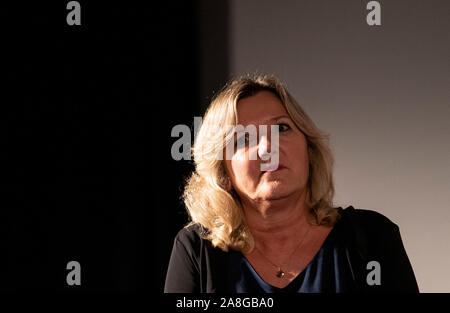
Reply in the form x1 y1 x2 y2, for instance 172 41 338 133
257 134 272 161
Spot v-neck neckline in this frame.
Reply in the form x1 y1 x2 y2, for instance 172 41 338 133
240 222 339 291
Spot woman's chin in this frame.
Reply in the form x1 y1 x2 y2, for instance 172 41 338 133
257 185 291 201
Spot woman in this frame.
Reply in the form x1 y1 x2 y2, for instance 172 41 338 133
164 74 419 293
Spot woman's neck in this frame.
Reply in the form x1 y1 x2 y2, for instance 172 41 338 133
241 190 313 249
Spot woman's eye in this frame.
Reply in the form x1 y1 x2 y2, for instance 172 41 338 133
278 123 291 132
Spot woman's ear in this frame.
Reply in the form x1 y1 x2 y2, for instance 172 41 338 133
221 163 234 191
226 176 233 191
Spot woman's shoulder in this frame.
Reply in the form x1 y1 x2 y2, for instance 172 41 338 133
336 206 399 258
172 223 228 266
339 205 399 230
173 223 209 248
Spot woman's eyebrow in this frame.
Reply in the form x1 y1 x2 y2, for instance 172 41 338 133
261 115 290 124
239 115 291 127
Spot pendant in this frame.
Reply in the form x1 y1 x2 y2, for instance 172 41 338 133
276 268 285 278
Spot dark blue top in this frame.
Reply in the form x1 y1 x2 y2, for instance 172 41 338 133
226 219 354 293
165 207 420 293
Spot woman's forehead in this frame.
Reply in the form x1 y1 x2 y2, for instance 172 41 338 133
236 91 290 126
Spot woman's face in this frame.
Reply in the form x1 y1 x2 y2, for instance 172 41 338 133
224 91 310 203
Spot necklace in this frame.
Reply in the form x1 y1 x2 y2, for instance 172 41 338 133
254 226 311 278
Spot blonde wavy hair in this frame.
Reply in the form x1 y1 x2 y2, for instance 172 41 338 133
182 74 340 253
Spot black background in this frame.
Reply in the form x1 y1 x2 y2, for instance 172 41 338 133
1 1 228 292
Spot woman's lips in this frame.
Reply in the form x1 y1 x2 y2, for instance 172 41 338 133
263 165 286 173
